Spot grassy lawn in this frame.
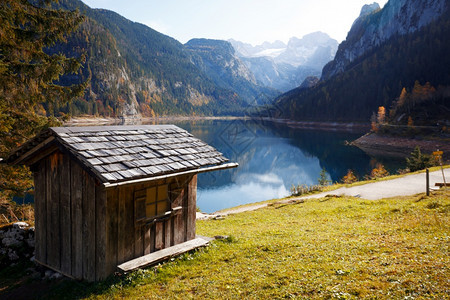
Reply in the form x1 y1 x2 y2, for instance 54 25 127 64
11 189 444 299
1 189 448 299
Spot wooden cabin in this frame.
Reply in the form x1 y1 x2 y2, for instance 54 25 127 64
6 125 237 281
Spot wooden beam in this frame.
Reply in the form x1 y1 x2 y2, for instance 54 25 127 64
105 188 119 277
186 175 197 241
82 172 96 282
47 152 61 270
12 136 55 165
117 236 214 273
34 161 46 264
71 160 83 280
103 163 239 189
95 183 107 281
60 155 71 275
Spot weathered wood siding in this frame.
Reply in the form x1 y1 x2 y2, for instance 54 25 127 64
33 151 107 281
105 175 197 270
33 150 197 281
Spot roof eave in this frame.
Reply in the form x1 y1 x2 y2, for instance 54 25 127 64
103 162 239 189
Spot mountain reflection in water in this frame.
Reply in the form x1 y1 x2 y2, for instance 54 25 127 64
151 119 404 213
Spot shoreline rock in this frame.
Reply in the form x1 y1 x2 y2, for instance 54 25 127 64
352 133 450 162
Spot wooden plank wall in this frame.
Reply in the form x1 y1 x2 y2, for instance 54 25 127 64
34 151 198 281
33 160 46 265
186 175 197 240
33 151 107 281
105 174 198 270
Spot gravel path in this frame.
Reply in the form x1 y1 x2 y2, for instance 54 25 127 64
197 169 449 219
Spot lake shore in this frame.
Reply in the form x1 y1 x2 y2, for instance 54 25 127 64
65 115 448 161
353 132 450 162
258 117 370 131
65 115 370 132
64 115 251 126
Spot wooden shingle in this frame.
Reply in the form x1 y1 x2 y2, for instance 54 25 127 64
6 125 236 185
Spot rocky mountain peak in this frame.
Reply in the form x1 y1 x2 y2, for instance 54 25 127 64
359 2 381 18
229 32 338 91
322 0 448 80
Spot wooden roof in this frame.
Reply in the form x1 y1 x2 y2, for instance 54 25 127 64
6 125 236 185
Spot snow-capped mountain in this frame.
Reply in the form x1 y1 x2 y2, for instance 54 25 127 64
229 32 338 91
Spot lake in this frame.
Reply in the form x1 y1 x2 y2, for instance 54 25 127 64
151 119 405 213
13 119 405 211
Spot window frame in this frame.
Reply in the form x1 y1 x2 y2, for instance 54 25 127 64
134 183 171 225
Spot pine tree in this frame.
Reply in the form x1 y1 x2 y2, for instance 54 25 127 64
0 0 86 202
406 146 434 172
318 168 331 186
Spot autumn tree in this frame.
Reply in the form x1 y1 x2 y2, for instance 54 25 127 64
369 163 389 180
341 170 358 184
0 0 86 203
377 106 386 124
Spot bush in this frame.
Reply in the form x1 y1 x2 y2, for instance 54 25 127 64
406 146 436 171
341 170 358 184
318 168 331 186
290 184 323 197
369 163 389 180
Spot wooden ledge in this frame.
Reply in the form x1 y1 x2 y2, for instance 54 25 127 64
117 236 214 273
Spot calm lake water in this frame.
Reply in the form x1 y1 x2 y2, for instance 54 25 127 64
154 119 405 213
14 119 405 211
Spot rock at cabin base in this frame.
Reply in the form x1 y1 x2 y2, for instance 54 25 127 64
0 222 35 267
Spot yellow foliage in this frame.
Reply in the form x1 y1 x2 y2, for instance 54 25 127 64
370 163 389 179
371 121 379 133
139 103 155 117
407 116 414 127
342 169 358 184
377 106 386 124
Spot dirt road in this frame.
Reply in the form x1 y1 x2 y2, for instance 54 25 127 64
197 169 449 219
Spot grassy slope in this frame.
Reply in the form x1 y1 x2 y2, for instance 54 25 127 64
31 190 447 299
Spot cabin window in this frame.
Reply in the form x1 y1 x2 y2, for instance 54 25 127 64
135 184 169 223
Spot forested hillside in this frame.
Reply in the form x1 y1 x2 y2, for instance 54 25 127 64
275 1 450 124
50 0 248 118
185 39 279 105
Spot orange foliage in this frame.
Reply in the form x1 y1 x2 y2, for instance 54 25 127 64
342 170 358 184
377 106 386 124
407 116 414 127
370 163 389 180
35 104 47 116
140 103 155 117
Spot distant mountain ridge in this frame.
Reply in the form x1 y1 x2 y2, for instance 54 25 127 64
48 0 261 118
229 32 338 92
184 39 279 105
275 0 450 123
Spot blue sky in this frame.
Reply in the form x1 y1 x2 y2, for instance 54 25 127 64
81 0 388 45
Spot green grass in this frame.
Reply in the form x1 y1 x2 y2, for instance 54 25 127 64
2 190 448 299
47 190 450 299
216 165 450 214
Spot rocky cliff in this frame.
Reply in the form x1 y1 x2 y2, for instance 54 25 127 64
322 0 447 80
274 0 450 122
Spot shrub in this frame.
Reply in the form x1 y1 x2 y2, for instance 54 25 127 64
369 163 389 180
406 146 436 171
318 168 331 186
290 184 323 196
341 170 358 184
